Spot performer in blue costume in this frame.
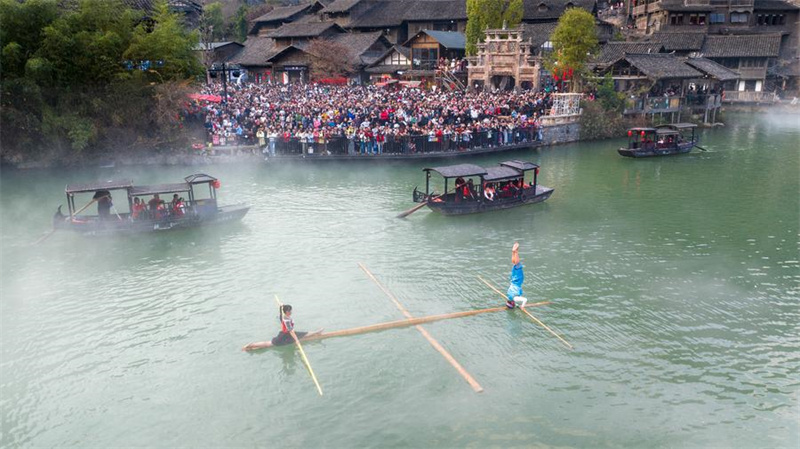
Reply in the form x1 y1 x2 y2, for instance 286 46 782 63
506 242 528 309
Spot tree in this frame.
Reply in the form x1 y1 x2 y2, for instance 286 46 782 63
306 38 354 81
1 0 205 162
465 0 524 56
549 7 598 92
503 0 523 27
232 5 249 42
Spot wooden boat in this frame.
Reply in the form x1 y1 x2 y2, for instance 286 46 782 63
411 160 554 215
618 123 698 158
53 174 249 236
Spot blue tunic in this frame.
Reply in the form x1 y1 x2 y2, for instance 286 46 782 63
507 263 524 300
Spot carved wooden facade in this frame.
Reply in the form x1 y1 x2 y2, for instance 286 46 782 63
467 27 540 91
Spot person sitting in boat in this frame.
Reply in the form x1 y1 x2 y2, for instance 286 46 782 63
506 242 528 309
171 194 186 217
484 183 495 201
131 197 146 220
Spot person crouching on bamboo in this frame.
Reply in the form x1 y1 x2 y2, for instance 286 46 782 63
272 304 306 346
506 242 528 309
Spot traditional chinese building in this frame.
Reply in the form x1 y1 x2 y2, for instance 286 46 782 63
467 27 541 91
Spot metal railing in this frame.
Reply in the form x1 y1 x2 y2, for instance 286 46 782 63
722 91 778 103
255 127 543 157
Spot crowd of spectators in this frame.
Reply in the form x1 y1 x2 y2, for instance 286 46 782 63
188 82 554 155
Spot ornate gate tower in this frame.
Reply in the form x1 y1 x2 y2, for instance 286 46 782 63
467 26 540 91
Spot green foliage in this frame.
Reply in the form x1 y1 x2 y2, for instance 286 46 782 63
465 0 524 56
232 5 249 42
503 0 523 27
0 0 204 163
579 100 627 140
550 8 598 91
595 73 625 113
204 2 225 40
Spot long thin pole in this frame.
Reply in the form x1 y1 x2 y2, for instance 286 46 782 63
275 295 323 396
477 275 573 350
242 301 551 351
358 263 485 393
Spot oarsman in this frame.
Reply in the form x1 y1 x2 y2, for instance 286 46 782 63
506 242 528 309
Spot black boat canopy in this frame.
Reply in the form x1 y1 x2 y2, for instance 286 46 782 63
130 183 192 196
184 173 218 184
657 123 697 130
500 160 539 172
65 179 134 194
484 166 524 182
424 164 487 178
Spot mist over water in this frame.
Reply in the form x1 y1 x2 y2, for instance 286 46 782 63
1 112 798 447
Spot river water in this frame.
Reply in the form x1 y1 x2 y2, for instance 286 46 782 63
1 112 798 447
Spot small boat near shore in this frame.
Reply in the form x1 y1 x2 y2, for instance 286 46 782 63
619 123 698 158
411 160 554 216
53 173 249 236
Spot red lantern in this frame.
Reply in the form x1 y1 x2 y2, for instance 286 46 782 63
535 167 540 175
628 130 632 137
212 180 221 189
640 131 646 136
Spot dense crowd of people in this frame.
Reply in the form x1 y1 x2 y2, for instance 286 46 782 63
187 82 555 154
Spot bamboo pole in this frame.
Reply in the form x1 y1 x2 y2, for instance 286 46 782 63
477 275 573 350
242 302 551 351
358 262 485 393
275 295 323 396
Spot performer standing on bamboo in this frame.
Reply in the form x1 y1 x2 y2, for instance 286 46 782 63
506 242 528 309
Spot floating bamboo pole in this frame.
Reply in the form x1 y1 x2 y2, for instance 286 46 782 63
242 301 551 351
477 275 573 350
359 262 485 393
275 295 323 396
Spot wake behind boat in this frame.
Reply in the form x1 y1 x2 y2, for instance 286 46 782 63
53 173 249 236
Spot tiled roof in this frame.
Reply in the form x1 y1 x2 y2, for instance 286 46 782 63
521 22 558 48
685 57 739 81
412 30 466 50
596 42 665 64
522 0 596 21
648 32 706 52
267 22 343 38
227 36 279 67
701 34 781 57
253 2 314 23
324 0 363 13
754 0 799 11
625 53 703 79
350 1 467 28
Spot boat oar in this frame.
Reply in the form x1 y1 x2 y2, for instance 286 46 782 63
695 145 708 152
477 275 573 350
396 188 454 219
32 196 106 246
275 295 323 396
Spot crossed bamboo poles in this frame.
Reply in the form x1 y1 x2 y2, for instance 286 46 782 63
265 265 572 395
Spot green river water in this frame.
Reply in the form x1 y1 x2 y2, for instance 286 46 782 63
1 112 798 447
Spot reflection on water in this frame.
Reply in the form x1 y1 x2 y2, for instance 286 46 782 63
1 113 798 447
